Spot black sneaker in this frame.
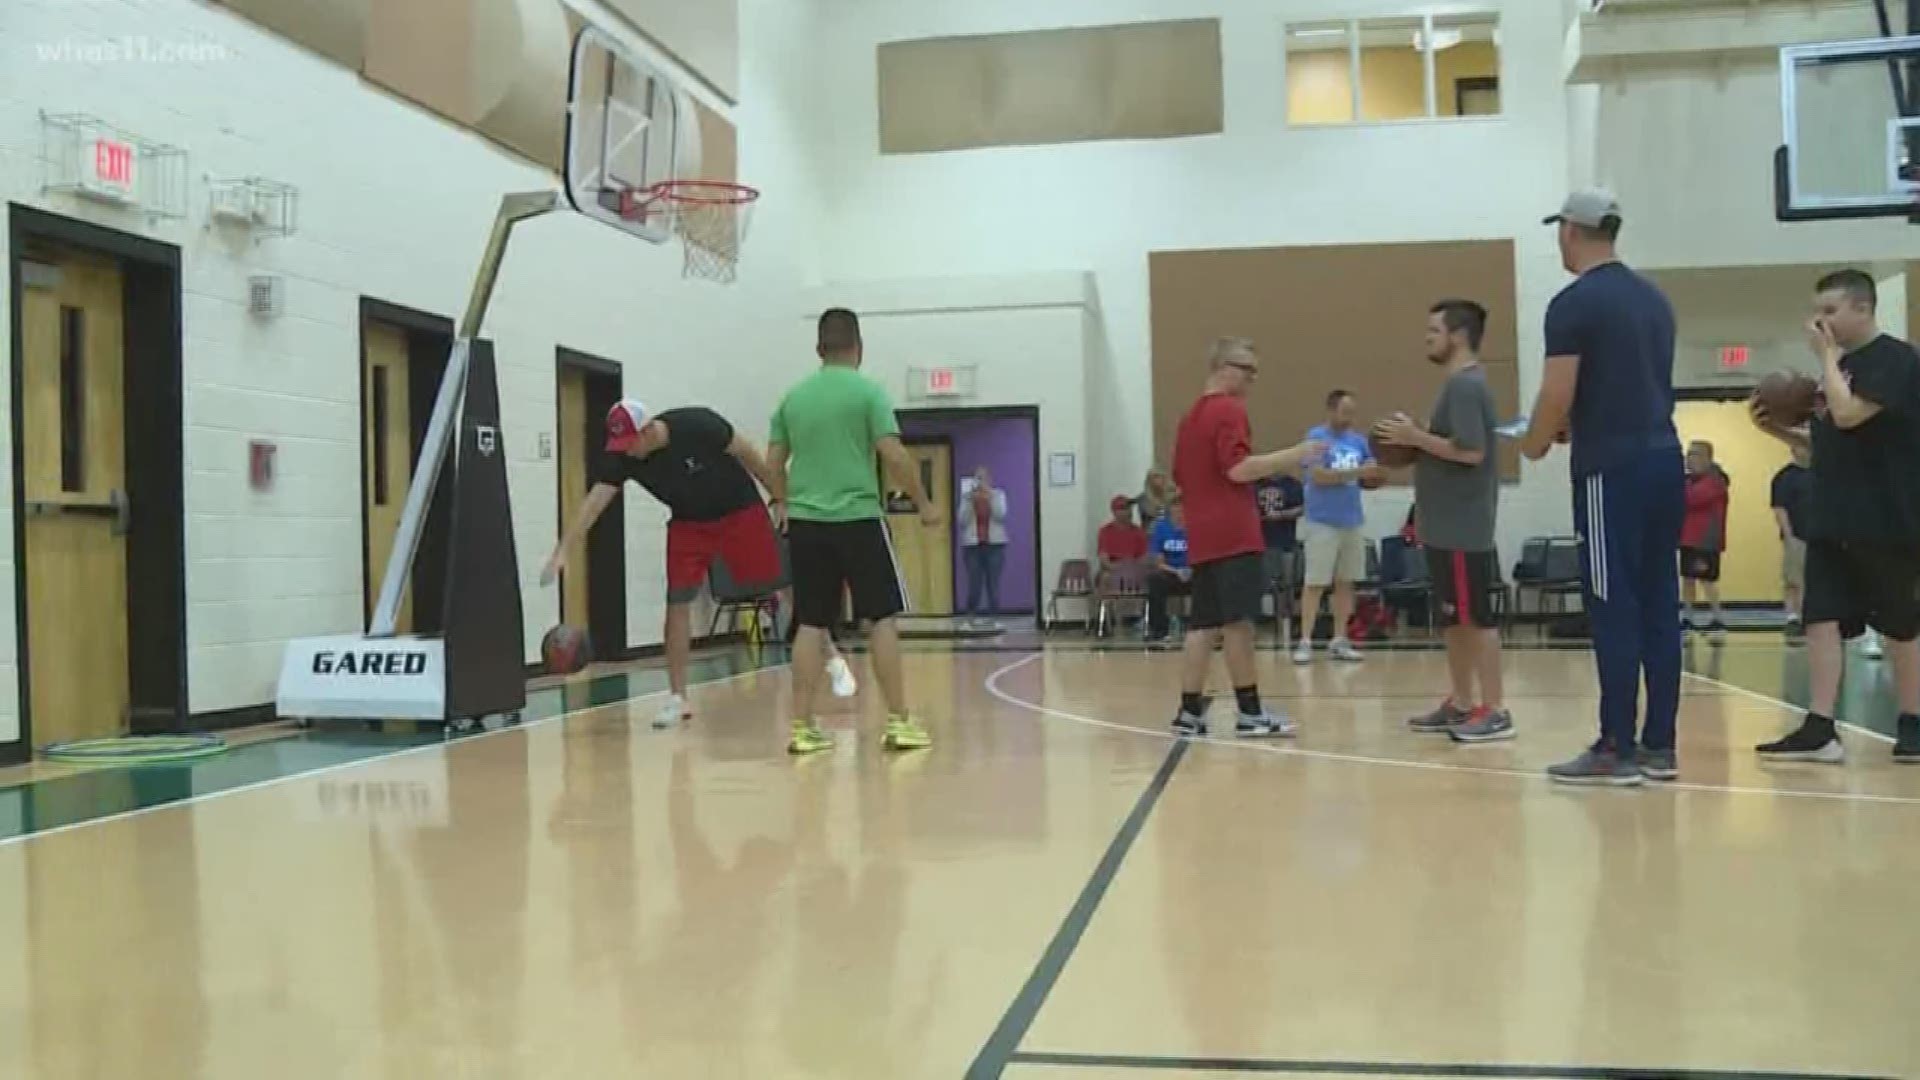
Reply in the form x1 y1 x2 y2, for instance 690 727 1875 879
1895 715 1920 764
1172 700 1210 737
1755 718 1845 763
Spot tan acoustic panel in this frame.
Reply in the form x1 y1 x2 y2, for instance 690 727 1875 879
216 0 368 68
1150 241 1520 483
604 0 741 102
878 19 1224 154
693 100 737 183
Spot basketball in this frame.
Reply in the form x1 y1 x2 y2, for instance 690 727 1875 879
1755 370 1819 427
1370 434 1419 471
541 624 592 676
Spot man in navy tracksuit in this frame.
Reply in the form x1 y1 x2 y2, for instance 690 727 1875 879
1520 190 1683 787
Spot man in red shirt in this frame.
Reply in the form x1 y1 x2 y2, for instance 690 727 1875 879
1679 440 1731 640
1096 495 1148 570
1169 337 1322 737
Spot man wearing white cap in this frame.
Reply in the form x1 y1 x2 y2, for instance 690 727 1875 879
1519 189 1684 787
542 399 856 728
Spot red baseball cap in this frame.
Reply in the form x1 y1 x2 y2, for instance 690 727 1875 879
1110 495 1133 512
605 399 647 452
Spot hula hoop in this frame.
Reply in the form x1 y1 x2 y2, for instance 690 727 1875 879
42 734 229 766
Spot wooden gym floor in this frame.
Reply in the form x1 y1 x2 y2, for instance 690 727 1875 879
0 641 1915 1079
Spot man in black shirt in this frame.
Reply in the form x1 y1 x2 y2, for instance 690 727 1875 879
1750 269 1920 763
1769 446 1812 636
541 400 855 728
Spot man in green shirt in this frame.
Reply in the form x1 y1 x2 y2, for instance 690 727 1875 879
769 308 937 754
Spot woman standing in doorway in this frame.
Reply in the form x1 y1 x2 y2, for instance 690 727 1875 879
959 465 1009 630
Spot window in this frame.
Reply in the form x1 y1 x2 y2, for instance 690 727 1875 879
1285 12 1499 126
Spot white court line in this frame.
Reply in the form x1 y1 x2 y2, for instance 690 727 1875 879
1682 669 1897 745
984 653 1920 807
0 663 788 850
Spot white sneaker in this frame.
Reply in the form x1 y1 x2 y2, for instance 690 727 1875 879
653 694 691 729
1292 640 1314 665
1329 639 1364 663
827 655 858 698
1859 632 1885 661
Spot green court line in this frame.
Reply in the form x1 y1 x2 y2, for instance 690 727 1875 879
0 648 783 843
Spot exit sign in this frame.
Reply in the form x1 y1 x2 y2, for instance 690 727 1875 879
926 367 957 395
83 137 137 202
1718 345 1750 372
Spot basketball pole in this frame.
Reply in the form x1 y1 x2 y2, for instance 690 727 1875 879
369 190 560 639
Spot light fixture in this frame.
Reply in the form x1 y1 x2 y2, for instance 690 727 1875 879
1291 26 1345 39
1413 28 1463 51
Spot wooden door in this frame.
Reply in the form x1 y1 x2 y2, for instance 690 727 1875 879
20 246 130 747
556 364 592 626
363 321 414 632
885 442 952 614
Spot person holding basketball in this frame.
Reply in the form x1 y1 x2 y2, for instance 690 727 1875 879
1749 269 1920 764
542 400 856 729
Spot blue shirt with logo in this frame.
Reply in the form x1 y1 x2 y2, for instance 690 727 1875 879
1149 518 1189 571
1304 425 1373 529
1544 261 1679 478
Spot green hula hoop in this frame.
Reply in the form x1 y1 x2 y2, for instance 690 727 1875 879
42 734 229 766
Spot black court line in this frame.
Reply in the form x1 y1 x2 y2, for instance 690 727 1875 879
1005 1051 1896 1080
964 739 1190 1080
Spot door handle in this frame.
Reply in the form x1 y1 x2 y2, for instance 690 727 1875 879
25 489 129 535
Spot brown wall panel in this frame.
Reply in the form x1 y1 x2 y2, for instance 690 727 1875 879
1149 241 1520 484
217 0 368 68
603 0 741 102
878 20 1224 154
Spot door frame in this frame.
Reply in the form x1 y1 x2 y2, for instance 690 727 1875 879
896 404 1044 617
7 204 185 764
554 346 628 658
356 298 455 629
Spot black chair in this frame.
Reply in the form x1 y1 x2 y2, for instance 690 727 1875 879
1512 536 1584 628
707 541 789 640
1378 536 1433 635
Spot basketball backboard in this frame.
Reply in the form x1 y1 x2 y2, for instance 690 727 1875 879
1776 35 1920 221
564 25 689 243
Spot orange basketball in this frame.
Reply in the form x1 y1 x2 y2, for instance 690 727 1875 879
1370 434 1419 471
541 624 592 676
1754 370 1819 427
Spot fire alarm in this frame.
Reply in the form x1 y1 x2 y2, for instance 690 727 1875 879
249 440 276 491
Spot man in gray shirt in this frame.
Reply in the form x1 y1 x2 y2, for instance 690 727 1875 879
1376 299 1511 742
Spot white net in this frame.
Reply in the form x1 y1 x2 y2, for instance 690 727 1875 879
668 192 757 283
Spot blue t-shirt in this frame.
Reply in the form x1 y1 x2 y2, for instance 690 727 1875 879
1149 519 1189 571
1304 425 1372 529
1544 261 1680 478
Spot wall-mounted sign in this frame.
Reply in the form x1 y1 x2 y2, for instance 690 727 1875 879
906 364 977 401
1717 345 1750 372
84 136 137 202
1048 451 1076 488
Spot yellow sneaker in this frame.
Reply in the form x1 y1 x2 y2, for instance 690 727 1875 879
788 722 834 756
882 716 932 751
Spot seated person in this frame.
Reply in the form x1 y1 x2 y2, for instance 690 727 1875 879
1097 495 1148 579
1146 500 1192 642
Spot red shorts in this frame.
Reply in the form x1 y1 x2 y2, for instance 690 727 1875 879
666 505 783 602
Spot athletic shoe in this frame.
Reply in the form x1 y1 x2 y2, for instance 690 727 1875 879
1329 639 1364 663
1409 699 1471 733
1858 633 1884 660
653 694 691 730
1171 702 1210 737
1892 715 1920 764
1637 747 1679 781
1291 640 1314 665
1547 747 1643 787
827 655 858 698
1235 709 1296 739
882 716 932 751
788 723 834 755
1755 719 1845 763
1450 708 1515 743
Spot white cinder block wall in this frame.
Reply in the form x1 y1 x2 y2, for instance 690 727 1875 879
812 0 1582 570
0 0 827 732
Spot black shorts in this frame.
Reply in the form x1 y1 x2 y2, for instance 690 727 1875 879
786 518 908 629
1188 552 1266 630
1679 547 1722 583
1803 538 1920 641
1427 548 1499 629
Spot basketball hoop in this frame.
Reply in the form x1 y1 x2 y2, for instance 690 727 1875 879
621 180 759 283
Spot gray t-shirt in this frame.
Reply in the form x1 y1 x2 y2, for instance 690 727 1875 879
1414 365 1499 552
